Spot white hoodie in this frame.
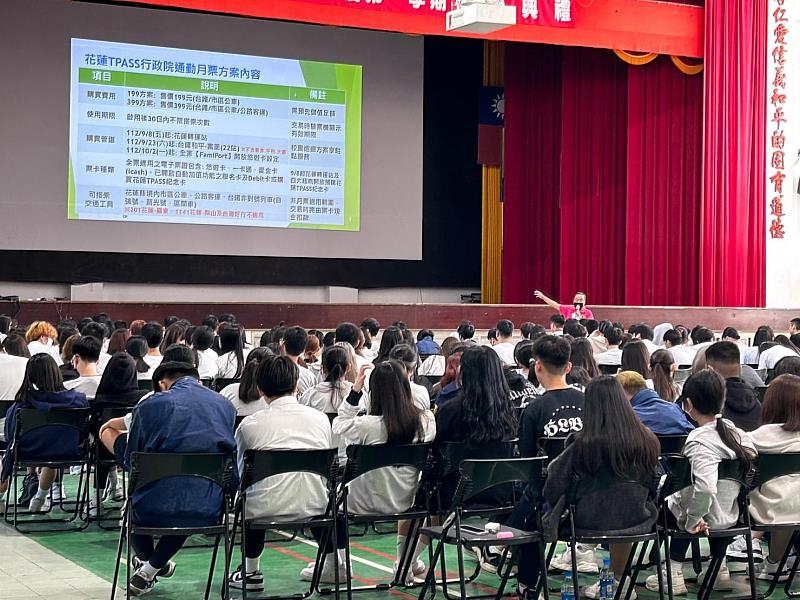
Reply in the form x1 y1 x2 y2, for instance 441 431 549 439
748 423 800 524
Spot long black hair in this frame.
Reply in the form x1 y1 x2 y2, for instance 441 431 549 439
752 325 774 348
369 360 423 445
569 337 600 379
15 354 65 403
621 341 650 379
650 349 677 402
682 370 754 469
96 353 139 396
458 346 518 446
219 323 245 377
239 347 274 403
570 376 659 478
372 326 405 365
321 345 350 410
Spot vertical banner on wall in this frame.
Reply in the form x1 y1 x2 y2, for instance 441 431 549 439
766 0 800 306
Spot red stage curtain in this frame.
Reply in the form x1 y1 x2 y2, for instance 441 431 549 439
699 0 766 307
558 47 628 305
625 57 703 306
502 46 704 307
502 43 563 304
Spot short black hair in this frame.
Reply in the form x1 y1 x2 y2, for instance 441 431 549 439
72 335 101 363
722 326 740 340
202 315 219 329
361 318 380 337
630 323 654 341
0 315 11 335
257 355 299 398
487 328 497 341
563 319 587 338
694 327 715 344
584 319 599 335
550 314 566 327
323 331 336 348
335 322 360 347
663 329 683 347
192 326 215 351
532 335 571 373
496 319 514 338
113 320 128 331
791 318 800 330
457 320 475 340
283 326 309 357
141 322 164 349
417 329 435 341
164 316 179 328
81 321 107 342
705 341 740 366
605 327 623 346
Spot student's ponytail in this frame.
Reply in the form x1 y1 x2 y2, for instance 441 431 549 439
322 345 350 410
684 370 754 470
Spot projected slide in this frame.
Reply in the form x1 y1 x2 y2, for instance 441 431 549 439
68 39 362 230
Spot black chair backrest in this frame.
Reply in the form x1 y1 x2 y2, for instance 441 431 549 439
97 406 134 429
599 364 619 375
129 452 232 494
455 457 547 505
427 375 442 386
201 378 213 388
16 407 91 438
435 440 515 480
657 435 688 456
241 448 337 489
343 442 432 484
753 452 800 488
138 379 154 392
234 415 246 431
214 377 241 392
755 386 768 403
539 436 569 460
661 456 749 499
746 364 759 370
766 369 775 384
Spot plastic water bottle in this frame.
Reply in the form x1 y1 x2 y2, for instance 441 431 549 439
599 558 615 599
561 571 575 600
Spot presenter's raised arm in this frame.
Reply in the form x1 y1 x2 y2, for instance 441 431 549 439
533 290 560 310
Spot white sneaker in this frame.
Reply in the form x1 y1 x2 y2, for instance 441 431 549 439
726 535 764 562
549 544 599 574
29 496 49 513
646 562 687 595
300 556 349 584
698 560 732 591
82 498 101 519
754 557 791 582
584 579 637 600
394 558 425 585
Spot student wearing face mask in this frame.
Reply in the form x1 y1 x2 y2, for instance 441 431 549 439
533 290 595 320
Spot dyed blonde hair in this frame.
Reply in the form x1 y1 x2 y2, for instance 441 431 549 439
25 321 57 343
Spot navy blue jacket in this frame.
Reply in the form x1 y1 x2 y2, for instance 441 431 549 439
631 388 694 435
123 377 237 527
2 389 89 480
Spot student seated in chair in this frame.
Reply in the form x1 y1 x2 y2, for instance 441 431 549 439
0 354 88 513
63 335 103 399
100 360 237 597
230 355 334 592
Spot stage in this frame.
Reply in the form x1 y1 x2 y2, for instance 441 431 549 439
1 301 797 333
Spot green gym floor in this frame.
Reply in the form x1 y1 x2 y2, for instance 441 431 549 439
3 474 798 599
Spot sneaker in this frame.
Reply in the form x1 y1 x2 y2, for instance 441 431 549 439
726 535 764 562
128 571 156 597
300 556 349 584
646 562 687 596
394 558 426 585
229 567 264 591
697 560 732 591
754 557 791 582
17 473 38 506
477 546 517 576
131 557 176 578
549 544 599 574
28 496 49 513
50 484 66 503
584 578 637 600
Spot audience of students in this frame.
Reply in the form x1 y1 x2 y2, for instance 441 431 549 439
6 312 800 597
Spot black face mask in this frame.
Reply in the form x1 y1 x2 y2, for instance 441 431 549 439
574 302 584 311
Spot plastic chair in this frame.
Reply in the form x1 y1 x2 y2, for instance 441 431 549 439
562 469 665 600
229 448 339 600
110 452 235 600
599 364 620 375
749 452 800 598
3 407 92 532
673 369 692 384
659 457 757 600
656 435 687 457
137 379 154 392
419 457 550 600
337 442 433 598
214 377 241 392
